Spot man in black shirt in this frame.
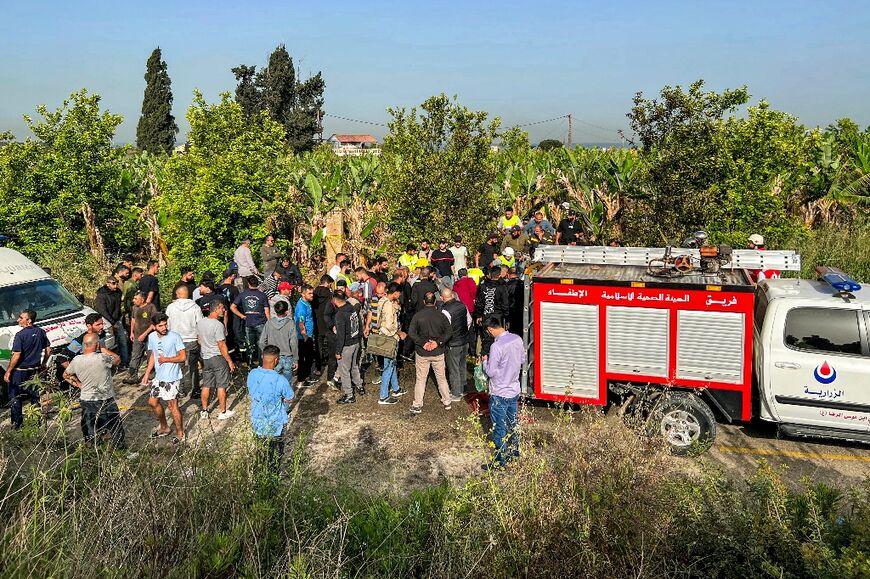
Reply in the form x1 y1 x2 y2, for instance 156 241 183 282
174 266 196 298
556 210 585 246
139 260 162 311
312 274 336 379
473 267 509 356
475 232 500 268
94 275 129 367
430 238 456 289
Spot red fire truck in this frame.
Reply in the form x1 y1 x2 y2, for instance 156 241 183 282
520 244 870 453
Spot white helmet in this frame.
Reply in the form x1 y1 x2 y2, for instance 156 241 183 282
748 233 764 246
503 247 515 257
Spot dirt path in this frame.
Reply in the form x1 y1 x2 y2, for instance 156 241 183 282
4 364 869 491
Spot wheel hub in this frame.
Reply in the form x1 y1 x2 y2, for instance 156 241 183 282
660 410 701 447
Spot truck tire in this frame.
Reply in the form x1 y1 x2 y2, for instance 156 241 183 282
646 392 716 455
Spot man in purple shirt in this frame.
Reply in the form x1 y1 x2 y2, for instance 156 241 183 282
481 316 526 469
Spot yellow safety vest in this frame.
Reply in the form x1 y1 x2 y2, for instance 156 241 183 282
498 255 516 268
398 253 418 269
334 272 353 289
467 268 484 285
499 215 520 229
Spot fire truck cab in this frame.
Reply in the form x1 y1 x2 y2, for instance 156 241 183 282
521 245 870 453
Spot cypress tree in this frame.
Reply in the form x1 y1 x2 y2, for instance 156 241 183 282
136 47 178 154
232 44 324 153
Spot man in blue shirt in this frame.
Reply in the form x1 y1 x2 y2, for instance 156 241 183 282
141 313 188 443
248 345 295 473
4 309 51 429
294 285 316 389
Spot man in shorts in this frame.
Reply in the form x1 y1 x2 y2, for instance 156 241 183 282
197 298 236 421
141 313 187 443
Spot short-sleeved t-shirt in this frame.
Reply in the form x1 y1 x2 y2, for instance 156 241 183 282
67 353 115 401
449 245 468 271
294 299 314 340
233 289 269 327
430 249 455 277
477 242 498 269
147 330 185 382
131 303 159 334
197 317 226 360
11 326 50 369
138 274 161 310
248 367 294 437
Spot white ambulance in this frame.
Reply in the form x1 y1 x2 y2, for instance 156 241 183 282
0 248 109 381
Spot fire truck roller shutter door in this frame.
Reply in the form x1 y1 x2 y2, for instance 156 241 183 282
606 306 669 377
677 310 745 384
538 301 599 399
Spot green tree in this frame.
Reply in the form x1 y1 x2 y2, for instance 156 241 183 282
232 45 325 153
382 94 500 248
0 89 136 262
156 91 292 272
136 48 178 154
625 80 750 243
537 139 563 151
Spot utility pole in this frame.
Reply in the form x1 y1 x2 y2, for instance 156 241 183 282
566 114 573 148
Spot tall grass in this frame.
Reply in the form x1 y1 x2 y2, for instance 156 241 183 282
1 409 868 578
793 221 870 282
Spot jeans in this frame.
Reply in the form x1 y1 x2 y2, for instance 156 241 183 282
182 340 201 396
111 320 130 366
446 344 467 397
128 338 149 379
338 343 361 396
380 356 400 399
275 355 295 388
245 324 264 366
489 394 519 466
80 398 126 448
8 368 40 429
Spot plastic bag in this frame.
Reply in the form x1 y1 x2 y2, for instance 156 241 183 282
473 362 489 392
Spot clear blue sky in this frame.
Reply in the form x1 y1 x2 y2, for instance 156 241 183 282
1 0 868 144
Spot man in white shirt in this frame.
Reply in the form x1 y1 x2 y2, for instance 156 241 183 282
233 238 258 291
328 252 347 282
449 236 468 271
166 285 203 399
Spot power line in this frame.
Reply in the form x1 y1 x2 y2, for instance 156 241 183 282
322 113 388 127
512 115 568 128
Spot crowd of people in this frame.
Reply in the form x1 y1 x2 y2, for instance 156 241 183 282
5 206 597 469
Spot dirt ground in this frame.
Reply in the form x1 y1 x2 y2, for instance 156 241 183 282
3 362 870 492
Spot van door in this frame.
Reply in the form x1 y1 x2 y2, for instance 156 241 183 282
767 305 870 432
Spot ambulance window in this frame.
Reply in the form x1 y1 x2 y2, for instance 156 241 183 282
784 308 863 356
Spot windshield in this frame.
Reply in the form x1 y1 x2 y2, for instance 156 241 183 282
0 279 83 328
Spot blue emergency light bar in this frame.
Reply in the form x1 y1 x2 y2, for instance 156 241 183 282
816 266 862 293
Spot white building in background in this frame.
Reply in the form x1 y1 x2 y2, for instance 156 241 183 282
327 134 381 156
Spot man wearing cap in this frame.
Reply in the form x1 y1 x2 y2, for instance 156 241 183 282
270 281 294 311
430 239 456 289
501 225 530 258
234 238 259 292
747 234 780 283
475 233 500 269
523 210 556 237
556 209 584 246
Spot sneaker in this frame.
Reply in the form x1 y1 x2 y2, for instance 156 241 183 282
392 387 408 397
295 382 307 390
450 394 464 402
199 410 209 420
378 396 398 405
371 376 382 385
217 410 235 420
443 403 452 411
355 385 367 396
122 376 139 385
409 405 422 415
326 380 337 390
336 394 356 405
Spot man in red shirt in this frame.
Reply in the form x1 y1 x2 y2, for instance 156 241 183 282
452 268 478 356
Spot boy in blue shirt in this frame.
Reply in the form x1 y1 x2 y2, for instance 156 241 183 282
248 345 294 473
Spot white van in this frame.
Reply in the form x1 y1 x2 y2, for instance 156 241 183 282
0 248 111 377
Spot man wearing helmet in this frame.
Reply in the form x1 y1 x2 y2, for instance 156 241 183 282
747 233 780 284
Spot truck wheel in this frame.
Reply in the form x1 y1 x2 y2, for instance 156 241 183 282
646 392 716 455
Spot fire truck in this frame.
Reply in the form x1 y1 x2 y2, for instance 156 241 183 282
519 242 870 453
